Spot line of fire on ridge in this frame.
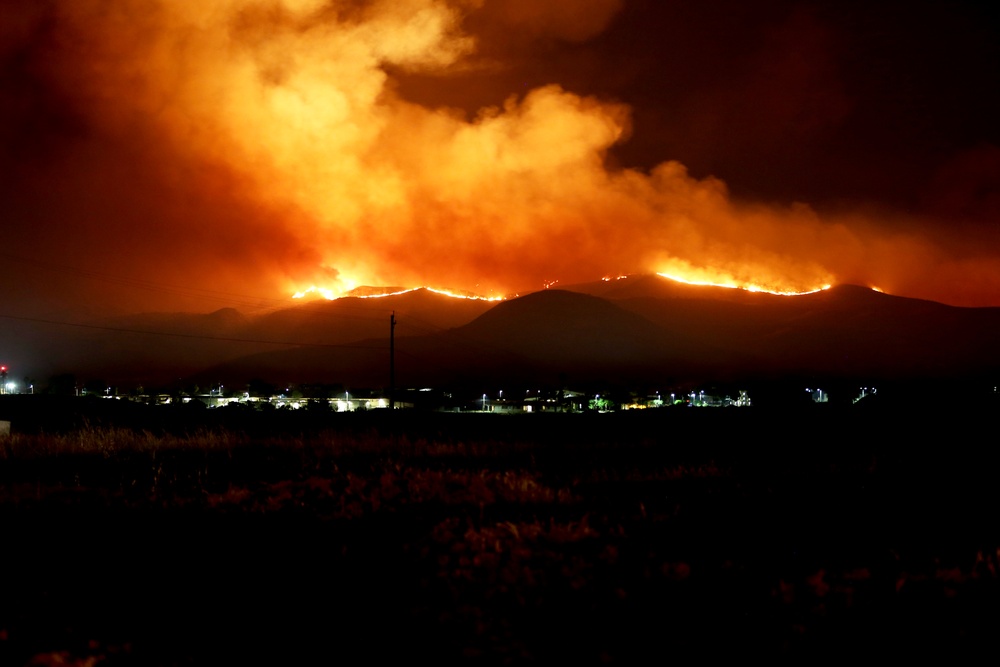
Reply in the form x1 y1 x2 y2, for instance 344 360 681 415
292 271 844 303
292 285 506 302
656 273 832 296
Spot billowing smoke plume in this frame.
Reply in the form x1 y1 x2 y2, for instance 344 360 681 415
2 0 999 311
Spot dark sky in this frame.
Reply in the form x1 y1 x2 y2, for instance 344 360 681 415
2 0 1000 315
403 0 1000 215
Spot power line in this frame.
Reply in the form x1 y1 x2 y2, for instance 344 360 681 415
0 252 516 367
0 252 288 310
0 312 387 350
0 251 402 323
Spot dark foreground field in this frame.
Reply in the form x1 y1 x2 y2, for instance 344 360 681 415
1 401 999 664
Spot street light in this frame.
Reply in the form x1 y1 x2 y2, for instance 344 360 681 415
482 393 487 411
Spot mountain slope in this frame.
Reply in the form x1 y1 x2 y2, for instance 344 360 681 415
8 276 1000 390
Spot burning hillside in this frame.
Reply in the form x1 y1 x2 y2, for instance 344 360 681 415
2 1 1000 318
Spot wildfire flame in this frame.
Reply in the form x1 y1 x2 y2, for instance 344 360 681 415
294 266 833 302
656 272 831 296
293 283 504 302
19 0 1000 309
292 286 341 301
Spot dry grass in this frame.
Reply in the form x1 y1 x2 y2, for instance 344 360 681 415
2 416 999 664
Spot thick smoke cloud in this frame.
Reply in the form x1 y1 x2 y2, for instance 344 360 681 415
2 0 999 312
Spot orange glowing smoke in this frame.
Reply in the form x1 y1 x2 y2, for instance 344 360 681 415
15 0 1000 308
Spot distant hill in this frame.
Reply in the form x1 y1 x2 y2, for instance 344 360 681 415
245 288 496 346
5 275 999 391
558 274 793 303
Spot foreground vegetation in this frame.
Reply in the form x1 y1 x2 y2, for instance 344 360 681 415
1 405 998 664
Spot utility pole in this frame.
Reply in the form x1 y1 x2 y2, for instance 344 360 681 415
389 311 396 410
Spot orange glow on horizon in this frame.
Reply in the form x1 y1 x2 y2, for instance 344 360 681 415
293 266 835 302
656 272 832 296
293 284 505 302
31 0 1000 309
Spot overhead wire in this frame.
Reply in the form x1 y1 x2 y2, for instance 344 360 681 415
0 251 518 369
0 252 394 323
0 313 387 350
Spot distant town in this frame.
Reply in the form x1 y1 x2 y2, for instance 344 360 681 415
2 366 917 412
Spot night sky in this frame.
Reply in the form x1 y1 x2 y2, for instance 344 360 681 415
2 0 1000 316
